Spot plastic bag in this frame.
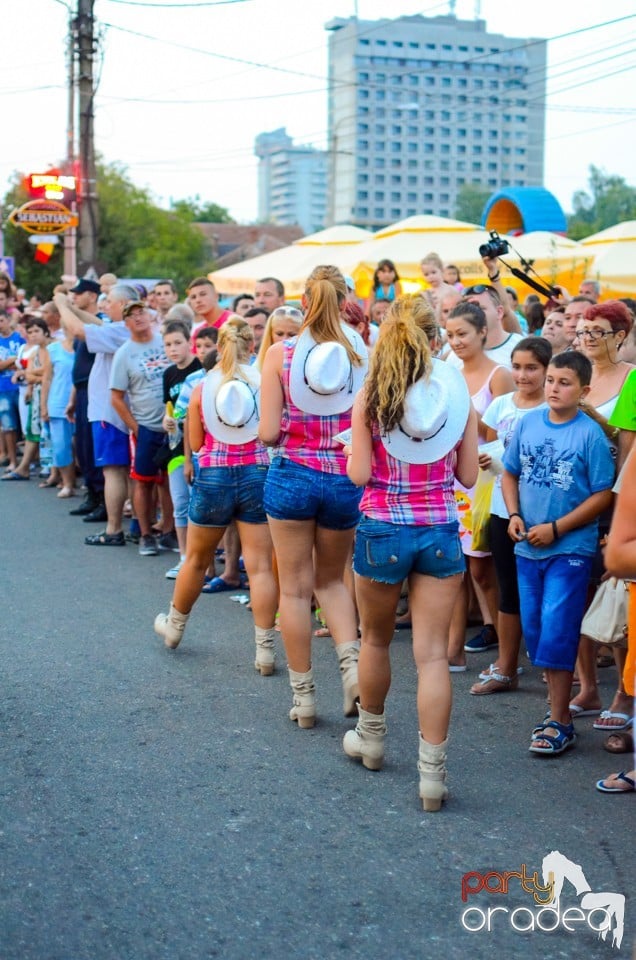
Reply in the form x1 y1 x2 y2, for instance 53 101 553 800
580 578 629 648
470 470 495 553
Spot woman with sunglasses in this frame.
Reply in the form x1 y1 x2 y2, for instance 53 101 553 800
569 300 634 733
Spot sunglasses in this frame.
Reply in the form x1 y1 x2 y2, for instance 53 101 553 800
462 284 499 300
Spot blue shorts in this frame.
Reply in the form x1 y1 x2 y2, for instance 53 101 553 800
516 554 594 671
129 425 164 483
189 464 268 527
0 390 20 432
354 517 465 584
263 456 362 531
49 416 75 468
92 421 130 468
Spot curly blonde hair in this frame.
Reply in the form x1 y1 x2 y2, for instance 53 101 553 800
363 295 432 432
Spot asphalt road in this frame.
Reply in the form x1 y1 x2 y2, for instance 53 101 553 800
1 480 633 960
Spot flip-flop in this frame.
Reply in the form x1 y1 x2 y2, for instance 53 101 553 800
569 704 602 719
201 576 243 594
448 663 467 673
592 712 634 732
595 771 635 794
1 472 29 481
604 731 634 754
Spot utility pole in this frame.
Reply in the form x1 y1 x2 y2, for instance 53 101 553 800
64 5 77 279
76 0 98 276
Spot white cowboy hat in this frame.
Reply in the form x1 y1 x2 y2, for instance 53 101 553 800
380 358 470 464
201 365 260 445
289 324 368 415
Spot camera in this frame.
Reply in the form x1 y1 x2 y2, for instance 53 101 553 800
479 230 510 260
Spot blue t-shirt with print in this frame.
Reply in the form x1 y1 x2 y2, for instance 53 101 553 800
0 332 25 392
503 408 615 560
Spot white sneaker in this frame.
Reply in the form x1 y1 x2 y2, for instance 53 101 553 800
165 558 185 579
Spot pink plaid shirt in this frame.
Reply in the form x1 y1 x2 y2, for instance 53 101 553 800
198 412 269 468
360 421 459 525
275 340 351 476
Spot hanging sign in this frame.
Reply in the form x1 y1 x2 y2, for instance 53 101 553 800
9 199 78 235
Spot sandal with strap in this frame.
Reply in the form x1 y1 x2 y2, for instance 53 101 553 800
529 720 576 756
470 670 519 696
84 530 126 546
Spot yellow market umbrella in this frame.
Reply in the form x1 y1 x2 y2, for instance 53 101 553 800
209 225 373 299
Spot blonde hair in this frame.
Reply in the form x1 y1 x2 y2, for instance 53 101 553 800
410 296 439 344
363 295 432 432
301 265 363 366
421 252 443 271
217 315 253 381
256 306 303 370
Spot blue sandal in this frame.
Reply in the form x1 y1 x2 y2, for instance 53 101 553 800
529 720 576 756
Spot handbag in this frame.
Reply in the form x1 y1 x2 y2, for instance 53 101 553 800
470 470 495 553
580 578 629 648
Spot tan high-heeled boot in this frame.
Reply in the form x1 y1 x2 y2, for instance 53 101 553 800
154 603 189 650
254 626 276 676
335 641 360 717
343 707 386 770
418 735 449 812
288 668 316 728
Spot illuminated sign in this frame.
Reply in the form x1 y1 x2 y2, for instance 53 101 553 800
28 173 77 200
9 200 79 235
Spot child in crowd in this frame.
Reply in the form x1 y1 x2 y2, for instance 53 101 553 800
502 351 615 755
420 252 457 313
443 264 463 292
2 317 50 482
162 320 202 579
470 337 552 695
0 310 25 474
369 259 402 304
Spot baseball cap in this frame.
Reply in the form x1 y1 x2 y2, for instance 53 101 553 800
70 278 101 296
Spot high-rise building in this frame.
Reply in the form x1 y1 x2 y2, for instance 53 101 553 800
255 128 328 235
326 14 547 230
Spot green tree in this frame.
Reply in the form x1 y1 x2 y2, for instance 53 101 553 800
2 161 224 296
170 196 234 223
568 165 636 240
454 184 491 225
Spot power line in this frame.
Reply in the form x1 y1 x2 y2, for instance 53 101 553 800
102 0 250 6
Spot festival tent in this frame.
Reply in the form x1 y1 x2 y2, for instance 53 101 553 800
208 225 373 299
351 216 586 298
578 222 636 298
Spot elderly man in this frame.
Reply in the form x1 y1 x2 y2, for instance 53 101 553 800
254 277 285 312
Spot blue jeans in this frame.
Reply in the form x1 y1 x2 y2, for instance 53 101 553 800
263 456 362 530
354 517 465 584
189 464 268 527
517 554 594 671
168 462 190 529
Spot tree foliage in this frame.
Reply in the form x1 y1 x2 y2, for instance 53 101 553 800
454 184 491 225
567 166 636 240
2 161 233 296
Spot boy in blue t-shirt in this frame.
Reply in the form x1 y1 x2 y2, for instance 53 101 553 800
0 312 26 471
502 351 615 757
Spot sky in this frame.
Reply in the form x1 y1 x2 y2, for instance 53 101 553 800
2 0 635 225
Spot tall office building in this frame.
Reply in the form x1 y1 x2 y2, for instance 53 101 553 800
326 14 547 230
255 128 328 235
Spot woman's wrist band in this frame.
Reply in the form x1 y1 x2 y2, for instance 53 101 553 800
488 271 501 282
552 520 559 540
509 512 522 519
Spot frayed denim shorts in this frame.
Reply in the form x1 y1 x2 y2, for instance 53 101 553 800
189 464 269 527
353 516 465 584
263 456 362 531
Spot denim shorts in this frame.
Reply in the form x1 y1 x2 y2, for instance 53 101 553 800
263 456 362 531
0 390 20 432
517 553 593 671
189 464 268 527
353 516 465 584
